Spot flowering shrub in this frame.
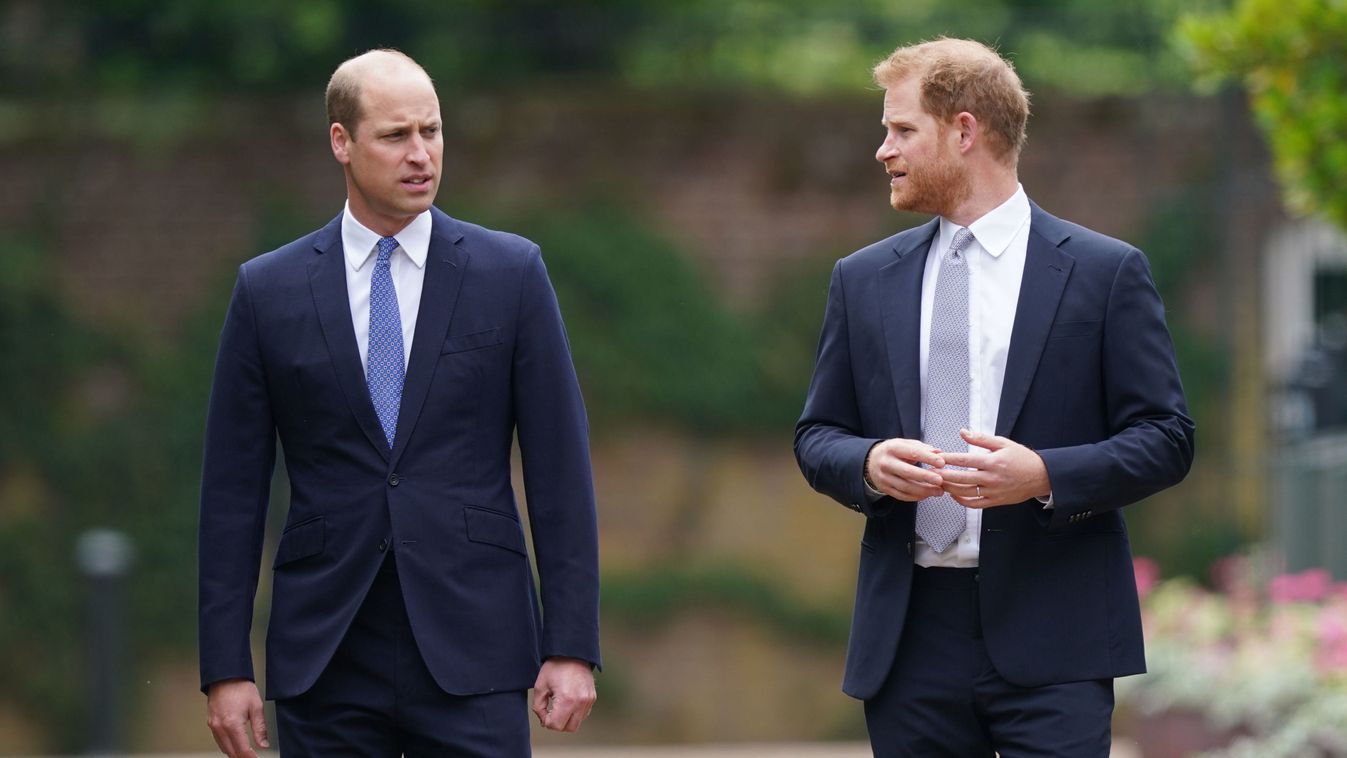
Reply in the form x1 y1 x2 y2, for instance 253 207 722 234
1118 556 1347 757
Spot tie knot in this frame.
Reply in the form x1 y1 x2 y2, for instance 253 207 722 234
947 228 974 259
376 237 399 261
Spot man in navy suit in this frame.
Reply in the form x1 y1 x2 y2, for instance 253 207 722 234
199 49 600 756
795 38 1194 756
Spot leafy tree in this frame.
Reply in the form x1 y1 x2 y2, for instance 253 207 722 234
9 0 1216 100
618 0 1212 97
1179 0 1347 229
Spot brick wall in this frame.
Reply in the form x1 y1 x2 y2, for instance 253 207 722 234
0 88 1279 335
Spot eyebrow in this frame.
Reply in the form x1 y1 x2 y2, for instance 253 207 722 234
379 120 441 133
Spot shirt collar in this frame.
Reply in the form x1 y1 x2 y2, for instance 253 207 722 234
938 183 1030 259
341 201 432 271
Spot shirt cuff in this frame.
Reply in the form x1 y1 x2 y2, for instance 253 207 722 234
863 478 885 502
1036 493 1054 509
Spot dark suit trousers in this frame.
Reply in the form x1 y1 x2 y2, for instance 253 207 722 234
864 567 1113 758
275 554 531 757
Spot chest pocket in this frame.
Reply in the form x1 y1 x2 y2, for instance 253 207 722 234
442 327 502 354
1047 320 1101 340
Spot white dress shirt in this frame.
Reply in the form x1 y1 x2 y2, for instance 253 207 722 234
341 202 432 373
914 186 1031 568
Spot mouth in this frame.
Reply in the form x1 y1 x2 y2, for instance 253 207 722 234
401 174 433 191
888 169 907 187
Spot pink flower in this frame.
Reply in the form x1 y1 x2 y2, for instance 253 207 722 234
1134 556 1160 600
1316 610 1347 671
1268 568 1334 604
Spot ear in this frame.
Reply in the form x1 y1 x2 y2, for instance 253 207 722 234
331 122 352 165
954 112 978 154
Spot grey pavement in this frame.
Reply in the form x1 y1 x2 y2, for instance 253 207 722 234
30 741 1142 757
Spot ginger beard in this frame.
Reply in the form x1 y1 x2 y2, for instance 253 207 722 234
888 123 972 218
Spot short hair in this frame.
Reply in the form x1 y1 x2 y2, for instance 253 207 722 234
873 38 1030 163
325 48 428 139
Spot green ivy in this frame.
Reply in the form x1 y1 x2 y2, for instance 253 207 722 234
0 231 126 748
464 201 826 435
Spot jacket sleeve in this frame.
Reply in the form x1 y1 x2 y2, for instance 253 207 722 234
794 261 892 518
197 266 276 692
1036 248 1196 529
511 247 602 669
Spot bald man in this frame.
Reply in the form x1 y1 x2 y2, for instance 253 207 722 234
198 50 600 756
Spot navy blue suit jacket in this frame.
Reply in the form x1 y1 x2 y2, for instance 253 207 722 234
199 208 600 700
795 202 1194 699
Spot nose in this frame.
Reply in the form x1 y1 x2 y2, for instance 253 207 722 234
876 134 897 164
406 134 429 164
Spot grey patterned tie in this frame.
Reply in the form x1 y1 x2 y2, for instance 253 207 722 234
916 227 975 553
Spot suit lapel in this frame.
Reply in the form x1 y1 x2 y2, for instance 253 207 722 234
389 210 467 467
996 203 1074 437
880 219 939 439
308 215 391 460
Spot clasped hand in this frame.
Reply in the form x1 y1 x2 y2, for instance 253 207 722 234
865 429 1050 508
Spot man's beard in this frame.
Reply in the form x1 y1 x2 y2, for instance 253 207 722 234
889 146 971 218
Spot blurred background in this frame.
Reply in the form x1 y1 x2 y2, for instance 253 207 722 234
2 0 1346 755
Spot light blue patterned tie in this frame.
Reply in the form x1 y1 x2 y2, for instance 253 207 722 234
916 228 975 553
367 236 404 450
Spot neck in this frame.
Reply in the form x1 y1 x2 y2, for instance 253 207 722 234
348 206 417 238
944 168 1019 228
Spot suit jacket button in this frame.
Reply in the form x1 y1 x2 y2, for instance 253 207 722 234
388 473 400 487
377 538 389 552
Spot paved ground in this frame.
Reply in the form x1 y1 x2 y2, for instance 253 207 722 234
538 743 1142 757
40 741 1143 757
536 746 872 757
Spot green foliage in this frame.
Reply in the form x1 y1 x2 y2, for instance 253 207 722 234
11 0 1212 105
0 237 115 746
0 230 109 745
0 225 238 750
519 205 766 432
466 202 828 435
1179 0 1347 229
1124 188 1239 580
620 0 1210 97
1138 190 1230 418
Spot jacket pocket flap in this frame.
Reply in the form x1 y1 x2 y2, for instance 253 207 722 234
274 517 325 568
442 327 502 354
1048 320 1102 340
464 506 527 555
